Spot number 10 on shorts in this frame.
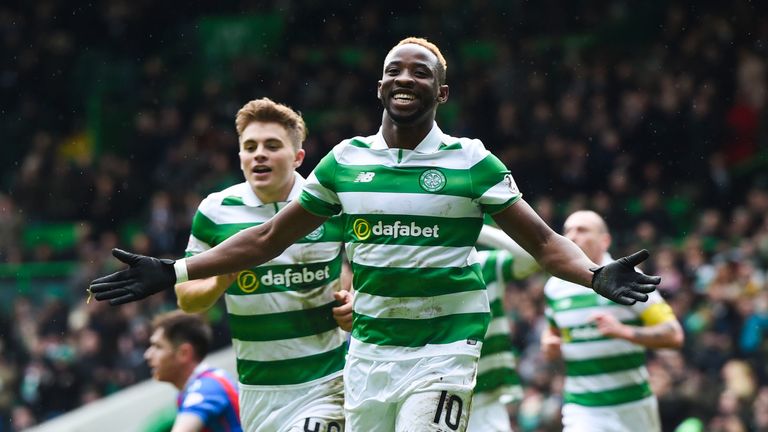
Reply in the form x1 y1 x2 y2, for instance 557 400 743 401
433 391 464 431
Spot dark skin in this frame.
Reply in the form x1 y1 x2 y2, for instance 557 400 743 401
181 43 598 291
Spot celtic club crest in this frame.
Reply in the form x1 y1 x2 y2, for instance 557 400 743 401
419 169 446 192
305 225 325 241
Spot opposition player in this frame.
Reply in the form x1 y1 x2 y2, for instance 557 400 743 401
541 210 684 432
91 37 660 431
174 98 347 431
145 311 242 432
470 225 540 432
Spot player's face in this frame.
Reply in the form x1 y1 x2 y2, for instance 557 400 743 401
377 44 448 125
239 121 305 203
144 328 181 384
563 213 610 263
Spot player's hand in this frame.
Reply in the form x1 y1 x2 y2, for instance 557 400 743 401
332 289 354 332
540 328 562 361
590 249 660 306
590 312 631 340
89 248 176 306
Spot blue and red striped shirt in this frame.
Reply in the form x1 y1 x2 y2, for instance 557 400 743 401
177 364 242 432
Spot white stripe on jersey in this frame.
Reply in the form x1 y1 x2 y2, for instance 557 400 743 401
233 330 347 362
337 192 481 218
346 243 476 269
354 290 490 320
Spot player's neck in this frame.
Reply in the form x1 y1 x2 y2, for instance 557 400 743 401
381 113 435 150
253 177 295 204
173 364 199 390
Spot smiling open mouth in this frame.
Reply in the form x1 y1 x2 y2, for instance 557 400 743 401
392 92 415 102
253 167 272 173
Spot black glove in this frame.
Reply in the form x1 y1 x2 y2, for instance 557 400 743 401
590 249 661 306
89 248 177 306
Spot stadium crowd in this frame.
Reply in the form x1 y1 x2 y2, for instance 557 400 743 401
1 1 768 430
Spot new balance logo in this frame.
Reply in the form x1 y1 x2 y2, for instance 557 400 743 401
354 172 376 182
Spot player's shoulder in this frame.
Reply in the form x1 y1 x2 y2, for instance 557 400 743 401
193 368 235 392
334 135 376 153
438 132 490 162
198 183 250 210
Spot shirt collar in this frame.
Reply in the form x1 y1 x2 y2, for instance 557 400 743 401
240 172 305 207
371 122 444 154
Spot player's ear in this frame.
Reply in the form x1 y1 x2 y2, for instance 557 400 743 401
437 85 449 104
293 148 306 169
176 342 196 363
377 80 383 100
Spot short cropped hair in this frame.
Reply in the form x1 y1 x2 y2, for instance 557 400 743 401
151 310 212 362
390 37 447 84
235 98 307 151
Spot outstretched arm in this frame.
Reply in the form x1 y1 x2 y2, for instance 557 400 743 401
184 201 327 279
90 202 328 305
492 200 597 286
492 200 660 305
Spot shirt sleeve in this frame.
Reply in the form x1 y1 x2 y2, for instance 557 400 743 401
185 209 215 257
469 148 522 215
634 290 677 326
299 149 343 217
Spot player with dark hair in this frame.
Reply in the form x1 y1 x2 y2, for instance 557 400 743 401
145 310 242 432
92 37 659 431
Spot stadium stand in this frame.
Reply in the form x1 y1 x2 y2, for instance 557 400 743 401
2 1 768 430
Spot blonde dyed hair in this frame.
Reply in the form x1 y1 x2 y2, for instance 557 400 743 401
235 98 307 151
390 37 448 84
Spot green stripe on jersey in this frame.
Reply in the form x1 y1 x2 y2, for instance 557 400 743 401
192 210 343 246
229 301 338 341
565 351 647 376
468 154 512 196
564 382 652 407
351 312 489 347
333 164 474 197
475 368 521 393
480 334 512 356
236 344 345 386
489 298 504 317
222 196 244 206
351 263 484 297
343 214 482 247
299 190 341 217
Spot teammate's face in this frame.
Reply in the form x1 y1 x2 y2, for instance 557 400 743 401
239 121 305 203
144 328 182 384
563 212 611 264
377 44 448 125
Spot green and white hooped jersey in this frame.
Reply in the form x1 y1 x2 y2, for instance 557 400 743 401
475 250 523 403
186 174 346 388
298 123 521 361
544 255 662 407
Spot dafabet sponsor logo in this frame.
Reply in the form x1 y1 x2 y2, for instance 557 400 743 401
352 218 440 241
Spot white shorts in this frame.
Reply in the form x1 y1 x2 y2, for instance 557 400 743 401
344 353 478 432
562 396 660 432
467 393 513 432
239 375 344 432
